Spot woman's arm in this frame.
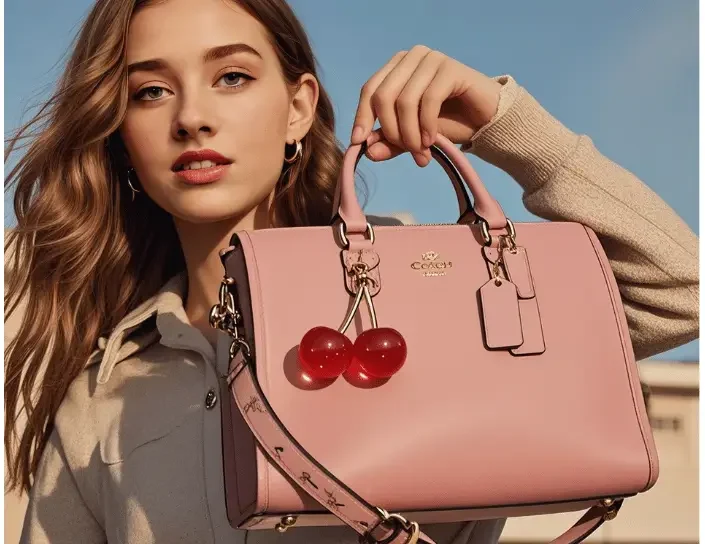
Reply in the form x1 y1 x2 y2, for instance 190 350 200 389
463 76 699 360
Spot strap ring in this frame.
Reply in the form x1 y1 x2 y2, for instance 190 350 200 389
338 221 375 249
480 217 516 246
359 508 419 544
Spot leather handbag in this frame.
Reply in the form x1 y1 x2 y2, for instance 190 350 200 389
209 134 659 544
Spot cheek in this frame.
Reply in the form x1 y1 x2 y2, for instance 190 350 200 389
119 114 168 174
225 86 290 162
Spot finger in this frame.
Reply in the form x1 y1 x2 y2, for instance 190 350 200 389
365 129 431 167
351 51 408 144
366 139 404 162
371 45 433 150
363 128 403 161
365 129 384 146
368 141 431 166
395 51 444 156
419 62 457 149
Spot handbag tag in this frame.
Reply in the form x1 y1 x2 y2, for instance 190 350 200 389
502 247 534 299
479 277 523 349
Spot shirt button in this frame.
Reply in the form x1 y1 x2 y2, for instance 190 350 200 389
205 389 218 410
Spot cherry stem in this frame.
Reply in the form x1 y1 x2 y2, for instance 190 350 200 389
338 285 364 334
338 276 379 334
362 284 378 328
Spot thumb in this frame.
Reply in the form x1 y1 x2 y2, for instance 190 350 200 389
350 101 376 145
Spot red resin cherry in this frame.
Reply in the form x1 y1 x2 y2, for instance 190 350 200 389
352 327 407 379
298 326 353 379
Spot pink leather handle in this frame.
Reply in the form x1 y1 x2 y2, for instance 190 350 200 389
335 133 508 234
226 346 622 544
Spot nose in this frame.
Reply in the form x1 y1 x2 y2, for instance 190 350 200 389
172 90 218 141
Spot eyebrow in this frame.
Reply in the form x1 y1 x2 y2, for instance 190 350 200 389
127 43 262 75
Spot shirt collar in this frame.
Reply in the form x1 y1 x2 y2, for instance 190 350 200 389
88 271 215 384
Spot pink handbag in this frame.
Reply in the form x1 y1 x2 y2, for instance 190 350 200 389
209 134 658 544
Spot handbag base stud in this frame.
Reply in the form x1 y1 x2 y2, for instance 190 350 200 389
275 515 297 533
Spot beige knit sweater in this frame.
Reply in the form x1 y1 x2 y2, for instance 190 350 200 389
463 75 699 360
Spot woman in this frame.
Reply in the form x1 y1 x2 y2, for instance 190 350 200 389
5 0 698 542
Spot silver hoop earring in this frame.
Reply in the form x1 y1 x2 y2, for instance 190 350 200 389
284 140 302 164
127 168 141 201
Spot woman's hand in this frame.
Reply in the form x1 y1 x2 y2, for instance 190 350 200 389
351 45 502 166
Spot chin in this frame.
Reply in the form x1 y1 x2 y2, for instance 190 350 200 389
165 187 268 226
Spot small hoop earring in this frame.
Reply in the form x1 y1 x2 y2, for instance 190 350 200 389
284 140 302 164
127 168 141 201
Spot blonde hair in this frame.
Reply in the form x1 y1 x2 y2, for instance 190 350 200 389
5 0 352 493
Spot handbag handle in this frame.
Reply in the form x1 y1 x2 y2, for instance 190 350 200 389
331 140 478 226
224 345 623 544
334 133 508 236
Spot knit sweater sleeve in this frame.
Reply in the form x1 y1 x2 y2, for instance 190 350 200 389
461 75 699 360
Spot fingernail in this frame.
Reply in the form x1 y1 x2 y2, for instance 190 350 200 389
351 126 364 143
422 131 432 147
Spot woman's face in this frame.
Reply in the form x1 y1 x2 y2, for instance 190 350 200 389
120 0 316 225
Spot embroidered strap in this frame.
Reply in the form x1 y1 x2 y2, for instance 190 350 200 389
227 348 622 544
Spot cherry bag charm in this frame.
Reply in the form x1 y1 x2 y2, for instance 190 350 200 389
298 259 406 380
348 270 406 379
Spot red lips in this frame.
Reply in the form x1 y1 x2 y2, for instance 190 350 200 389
172 149 232 171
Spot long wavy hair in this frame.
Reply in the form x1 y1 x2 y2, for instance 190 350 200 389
5 0 356 494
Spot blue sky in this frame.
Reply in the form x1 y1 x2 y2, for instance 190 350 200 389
4 0 699 361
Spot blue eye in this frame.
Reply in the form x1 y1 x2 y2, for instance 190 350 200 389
218 72 253 88
132 72 253 102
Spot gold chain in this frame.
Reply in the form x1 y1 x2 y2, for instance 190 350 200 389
209 276 251 361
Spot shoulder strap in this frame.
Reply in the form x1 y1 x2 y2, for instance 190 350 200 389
226 348 622 544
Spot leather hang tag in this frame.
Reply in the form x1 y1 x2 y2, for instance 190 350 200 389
502 247 534 299
500 246 546 356
479 277 523 350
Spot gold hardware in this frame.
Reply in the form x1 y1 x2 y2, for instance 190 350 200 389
404 521 420 544
338 221 375 249
339 284 365 334
275 515 297 532
498 232 518 253
422 251 439 261
484 247 507 286
480 217 516 247
600 498 618 521
361 283 378 328
411 250 453 277
338 262 378 334
360 508 419 544
210 276 252 362
209 277 239 335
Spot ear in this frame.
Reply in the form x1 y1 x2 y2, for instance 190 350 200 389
286 73 319 144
